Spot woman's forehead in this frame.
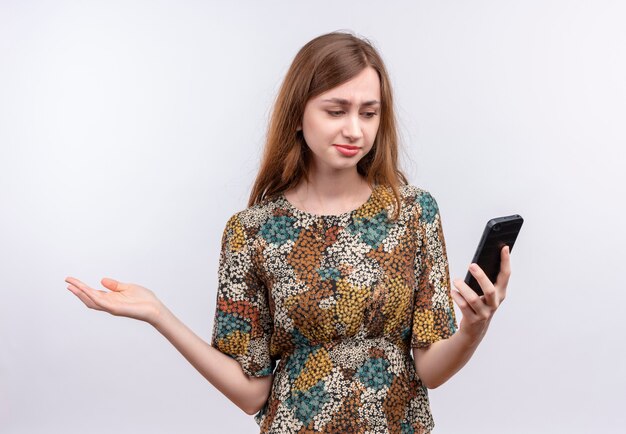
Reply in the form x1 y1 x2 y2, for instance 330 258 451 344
313 68 381 104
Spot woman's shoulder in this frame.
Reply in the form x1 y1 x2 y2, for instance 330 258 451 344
224 192 284 230
399 184 444 226
399 183 429 194
396 183 438 202
394 184 444 224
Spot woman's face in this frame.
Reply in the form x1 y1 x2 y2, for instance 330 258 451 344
299 66 381 174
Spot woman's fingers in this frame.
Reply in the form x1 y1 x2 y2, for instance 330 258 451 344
468 263 498 308
450 288 470 311
450 249 511 327
101 277 124 292
495 246 511 300
67 283 101 310
66 277 114 313
67 282 111 312
65 277 96 293
452 278 480 315
66 277 111 297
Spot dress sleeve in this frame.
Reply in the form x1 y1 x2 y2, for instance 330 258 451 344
210 211 275 377
411 191 458 348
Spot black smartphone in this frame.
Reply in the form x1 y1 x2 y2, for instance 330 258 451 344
464 214 523 296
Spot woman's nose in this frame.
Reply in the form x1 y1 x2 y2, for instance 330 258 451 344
342 115 363 141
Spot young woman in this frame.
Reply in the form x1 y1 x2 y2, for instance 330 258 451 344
66 31 511 433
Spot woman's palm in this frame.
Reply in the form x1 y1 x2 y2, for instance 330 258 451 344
66 276 162 324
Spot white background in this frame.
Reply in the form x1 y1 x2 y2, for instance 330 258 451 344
1 1 625 433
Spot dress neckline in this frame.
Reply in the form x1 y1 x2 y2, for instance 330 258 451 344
279 184 379 219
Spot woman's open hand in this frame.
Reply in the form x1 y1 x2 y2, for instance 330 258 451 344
450 245 511 344
65 276 164 325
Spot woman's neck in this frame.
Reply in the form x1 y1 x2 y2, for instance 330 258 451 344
284 173 373 216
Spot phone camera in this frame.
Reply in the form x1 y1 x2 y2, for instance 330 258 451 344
493 224 501 231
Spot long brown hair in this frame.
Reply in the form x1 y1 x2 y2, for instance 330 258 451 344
248 30 408 220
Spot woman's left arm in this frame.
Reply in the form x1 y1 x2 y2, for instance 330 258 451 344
412 245 511 389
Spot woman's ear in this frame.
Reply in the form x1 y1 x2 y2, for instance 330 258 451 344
296 125 302 132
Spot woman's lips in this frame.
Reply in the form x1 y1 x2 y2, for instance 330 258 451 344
333 144 359 156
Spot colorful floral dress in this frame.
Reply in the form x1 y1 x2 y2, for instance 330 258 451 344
210 183 457 433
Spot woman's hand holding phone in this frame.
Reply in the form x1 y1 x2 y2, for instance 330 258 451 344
450 245 511 344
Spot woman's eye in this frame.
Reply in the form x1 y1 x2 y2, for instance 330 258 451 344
327 111 378 118
327 110 378 119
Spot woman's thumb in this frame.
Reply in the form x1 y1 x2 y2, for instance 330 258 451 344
101 277 122 291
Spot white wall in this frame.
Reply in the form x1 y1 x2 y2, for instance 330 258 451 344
1 1 624 432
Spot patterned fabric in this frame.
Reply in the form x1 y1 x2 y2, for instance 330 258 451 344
210 184 457 433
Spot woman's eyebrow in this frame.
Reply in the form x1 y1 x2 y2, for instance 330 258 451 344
321 98 380 106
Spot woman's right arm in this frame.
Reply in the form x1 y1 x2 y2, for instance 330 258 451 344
153 304 273 415
65 276 272 415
